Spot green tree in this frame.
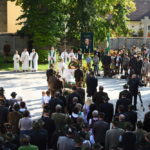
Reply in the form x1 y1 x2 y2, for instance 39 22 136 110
11 0 135 48
66 0 136 44
13 0 66 48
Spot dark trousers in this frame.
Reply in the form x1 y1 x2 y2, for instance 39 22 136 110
104 65 110 77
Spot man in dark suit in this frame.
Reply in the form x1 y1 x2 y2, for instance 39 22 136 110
0 100 8 133
92 113 109 147
114 53 122 74
30 120 48 150
41 108 56 149
120 123 136 150
86 71 98 97
67 86 81 113
93 86 109 106
99 96 114 124
128 74 145 110
74 66 84 86
102 54 111 77
115 94 131 114
125 105 137 130
119 84 132 104
49 91 64 114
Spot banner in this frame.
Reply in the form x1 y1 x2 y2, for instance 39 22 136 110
105 32 110 54
81 32 94 53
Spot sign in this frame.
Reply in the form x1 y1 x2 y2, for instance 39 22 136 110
81 32 94 53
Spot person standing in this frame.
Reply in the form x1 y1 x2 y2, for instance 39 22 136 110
105 121 124 150
61 49 68 63
114 53 122 74
68 49 76 62
74 66 84 87
128 74 145 110
58 59 67 78
141 58 150 86
119 84 132 104
48 47 56 67
102 54 111 77
21 48 29 72
93 54 100 76
77 50 83 66
93 113 109 147
13 50 20 72
29 49 39 72
120 123 136 150
122 54 130 77
86 71 98 97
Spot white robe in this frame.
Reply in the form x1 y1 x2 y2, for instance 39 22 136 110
58 62 67 77
29 52 39 71
61 52 68 63
68 52 76 62
21 51 29 70
13 54 20 71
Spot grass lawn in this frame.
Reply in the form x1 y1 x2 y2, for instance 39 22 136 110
0 55 102 71
0 55 49 71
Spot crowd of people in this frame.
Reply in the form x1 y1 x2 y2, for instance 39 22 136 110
0 67 150 150
13 44 150 88
1 44 149 150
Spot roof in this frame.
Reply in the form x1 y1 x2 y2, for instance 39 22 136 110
129 0 150 21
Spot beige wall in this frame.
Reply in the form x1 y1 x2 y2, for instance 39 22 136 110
7 1 23 33
127 21 142 32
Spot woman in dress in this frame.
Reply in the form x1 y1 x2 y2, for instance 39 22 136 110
13 50 20 72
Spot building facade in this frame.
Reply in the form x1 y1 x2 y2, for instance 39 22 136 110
128 0 150 37
0 1 23 33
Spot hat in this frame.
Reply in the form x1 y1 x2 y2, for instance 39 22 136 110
11 92 17 97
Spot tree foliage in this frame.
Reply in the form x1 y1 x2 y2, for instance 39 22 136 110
13 0 66 48
12 0 136 48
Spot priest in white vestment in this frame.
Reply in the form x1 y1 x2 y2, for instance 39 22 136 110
21 48 29 71
13 50 20 72
60 49 68 63
68 49 76 62
48 47 56 68
29 49 39 71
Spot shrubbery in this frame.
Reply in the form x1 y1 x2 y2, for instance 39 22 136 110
37 49 48 63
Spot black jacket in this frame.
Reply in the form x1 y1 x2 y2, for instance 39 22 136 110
93 91 109 106
74 69 83 82
49 97 64 113
115 98 131 113
0 106 8 124
86 76 98 96
42 116 56 138
119 90 132 104
121 132 136 150
143 111 150 132
128 77 143 94
125 111 137 129
102 55 111 66
30 129 48 150
99 102 114 123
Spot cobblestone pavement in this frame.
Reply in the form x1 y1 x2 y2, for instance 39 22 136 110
0 71 149 120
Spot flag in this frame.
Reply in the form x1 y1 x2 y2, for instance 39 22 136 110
105 32 110 54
